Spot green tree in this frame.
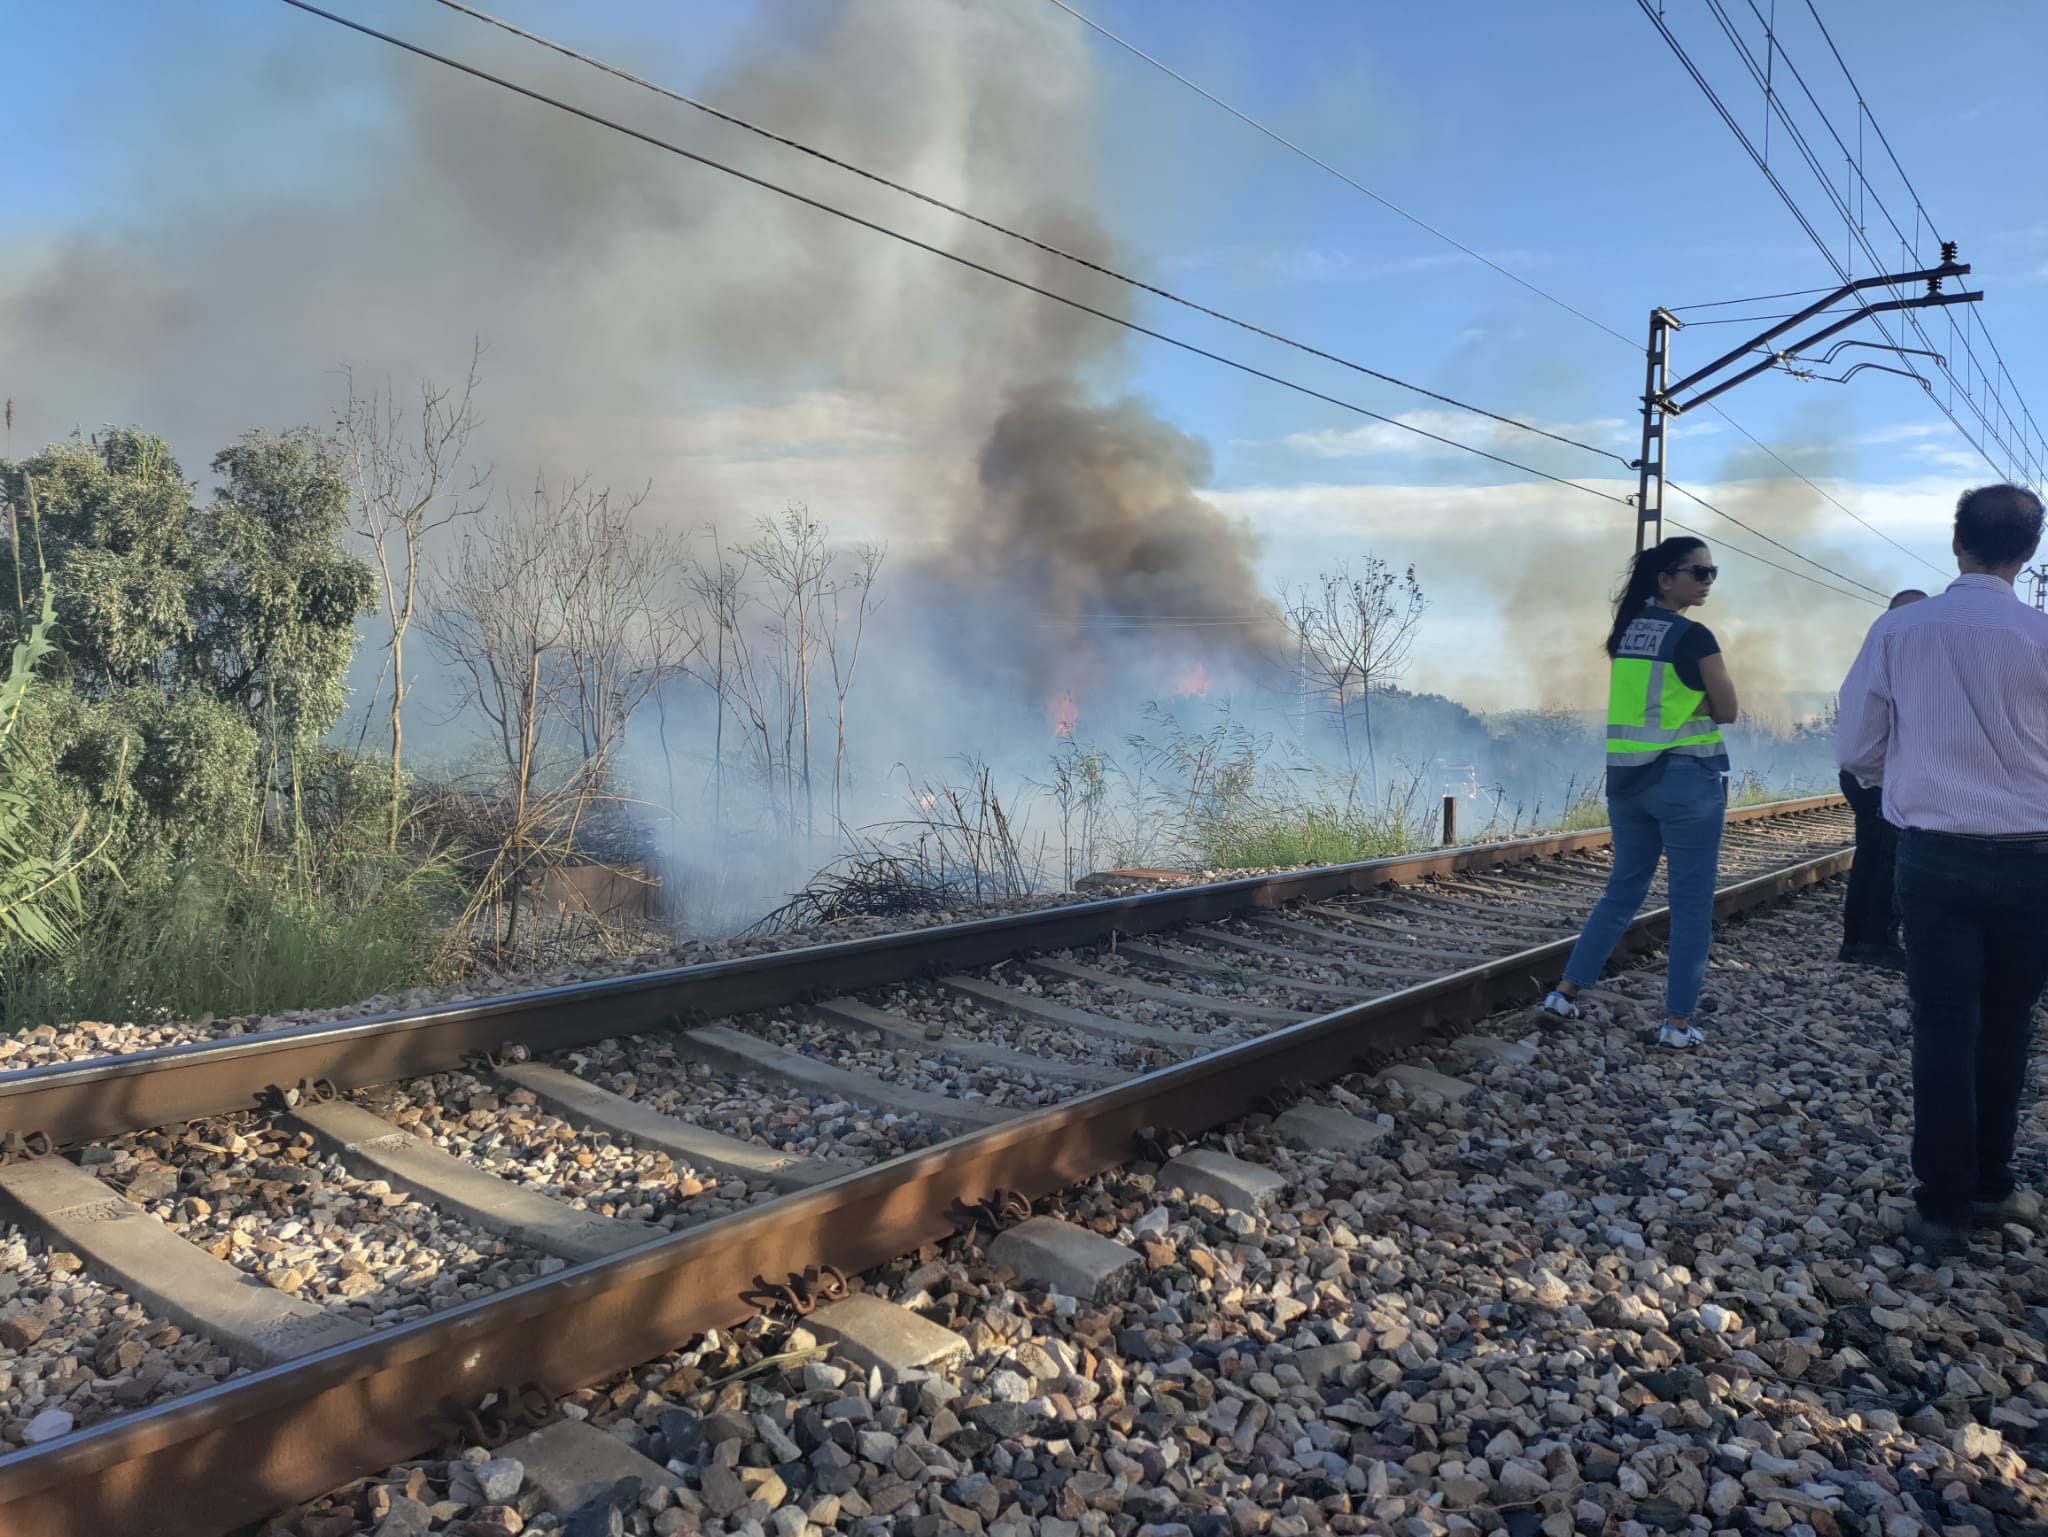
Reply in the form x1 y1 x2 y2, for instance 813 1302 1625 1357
0 430 198 694
2 427 375 870
186 430 378 759
3 426 375 777
0 570 105 963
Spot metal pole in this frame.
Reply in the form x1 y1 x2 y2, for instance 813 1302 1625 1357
1636 309 1678 553
1441 794 1457 846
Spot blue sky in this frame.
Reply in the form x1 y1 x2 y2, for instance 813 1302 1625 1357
5 1 2044 709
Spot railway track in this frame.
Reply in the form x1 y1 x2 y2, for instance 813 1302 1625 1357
0 796 1854 1537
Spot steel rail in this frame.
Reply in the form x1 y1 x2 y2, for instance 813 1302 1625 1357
0 826 1853 1537
0 794 1843 1151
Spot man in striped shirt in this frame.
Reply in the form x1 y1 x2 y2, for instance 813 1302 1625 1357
1836 482 2048 1257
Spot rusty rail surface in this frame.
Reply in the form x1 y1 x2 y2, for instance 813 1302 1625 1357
0 793 1841 1152
0 799 1850 1537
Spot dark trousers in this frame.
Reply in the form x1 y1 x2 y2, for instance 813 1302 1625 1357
1897 828 2048 1223
1839 770 1900 953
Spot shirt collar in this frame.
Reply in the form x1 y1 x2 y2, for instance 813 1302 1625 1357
1946 572 2021 597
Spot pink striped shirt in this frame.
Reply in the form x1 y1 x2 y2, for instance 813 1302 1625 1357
1836 573 2048 835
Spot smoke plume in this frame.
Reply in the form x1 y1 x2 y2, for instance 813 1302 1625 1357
921 384 1289 695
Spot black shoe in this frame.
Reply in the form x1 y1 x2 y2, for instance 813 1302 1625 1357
1838 943 1908 973
1971 1192 2041 1230
1902 1210 1971 1258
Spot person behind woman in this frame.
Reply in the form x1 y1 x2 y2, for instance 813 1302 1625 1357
1540 537 1739 1048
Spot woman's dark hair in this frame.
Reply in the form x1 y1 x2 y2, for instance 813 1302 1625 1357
1604 536 1706 657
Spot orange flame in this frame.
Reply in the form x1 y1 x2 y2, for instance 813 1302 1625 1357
1049 690 1079 738
1176 663 1213 697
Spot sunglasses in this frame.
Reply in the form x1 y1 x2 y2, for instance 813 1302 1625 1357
1674 563 1719 582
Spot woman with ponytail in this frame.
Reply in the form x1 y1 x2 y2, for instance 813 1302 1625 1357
1540 536 1739 1049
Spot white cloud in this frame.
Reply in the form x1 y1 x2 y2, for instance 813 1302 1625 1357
1857 420 1961 446
1914 447 1992 473
1280 408 1628 461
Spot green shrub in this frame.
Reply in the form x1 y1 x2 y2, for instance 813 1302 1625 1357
1195 802 1421 869
3 852 452 1028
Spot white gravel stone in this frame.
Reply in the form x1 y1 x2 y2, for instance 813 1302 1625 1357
22 1407 73 1443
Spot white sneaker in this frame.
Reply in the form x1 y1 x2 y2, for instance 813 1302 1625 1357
1658 1022 1706 1049
1540 991 1579 1021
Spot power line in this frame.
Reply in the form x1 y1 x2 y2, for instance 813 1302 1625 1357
1664 481 1886 601
275 0 1625 504
1630 0 2002 576
1665 518 1881 607
1700 409 1950 579
1670 284 1840 311
1714 0 2037 483
426 0 1625 471
1671 0 2041 489
284 1 1887 611
1044 0 1913 595
1674 310 1806 328
416 0 1886 609
1041 0 1637 347
1796 0 2044 490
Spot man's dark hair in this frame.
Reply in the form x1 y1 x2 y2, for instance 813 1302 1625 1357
1888 589 1927 609
1954 483 2045 567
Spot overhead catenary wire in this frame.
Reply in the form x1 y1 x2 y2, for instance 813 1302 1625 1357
280 1 1886 610
1671 311 1804 328
1041 0 1966 587
1041 0 1911 598
401 0 1887 609
1664 483 1884 603
1633 0 1997 576
1795 0 2045 490
425 0 1625 471
1670 285 1840 311
1042 0 1637 350
1665 519 1879 607
1701 409 1950 579
1676 0 2039 488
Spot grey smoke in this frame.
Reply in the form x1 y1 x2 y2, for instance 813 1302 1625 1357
2 0 1286 696
923 383 1290 695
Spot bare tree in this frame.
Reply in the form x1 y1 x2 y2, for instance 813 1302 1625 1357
742 507 832 836
819 539 885 826
337 346 489 848
424 473 687 954
1285 559 1426 799
683 529 750 832
677 508 885 841
555 484 696 776
683 536 797 835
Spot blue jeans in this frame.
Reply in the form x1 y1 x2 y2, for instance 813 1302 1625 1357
1897 828 2048 1224
1562 757 1726 1020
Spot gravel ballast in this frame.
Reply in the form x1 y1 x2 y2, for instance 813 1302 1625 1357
268 874 2048 1537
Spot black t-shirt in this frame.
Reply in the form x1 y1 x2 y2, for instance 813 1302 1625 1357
1673 622 1720 694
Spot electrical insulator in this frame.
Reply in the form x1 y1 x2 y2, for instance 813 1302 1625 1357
1940 240 1959 263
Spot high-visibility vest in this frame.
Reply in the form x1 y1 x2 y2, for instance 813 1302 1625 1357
1605 605 1728 793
